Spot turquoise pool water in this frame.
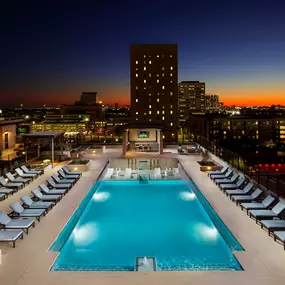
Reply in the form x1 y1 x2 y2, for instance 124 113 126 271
51 180 243 271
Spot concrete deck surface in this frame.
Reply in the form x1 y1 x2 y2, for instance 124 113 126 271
0 152 285 285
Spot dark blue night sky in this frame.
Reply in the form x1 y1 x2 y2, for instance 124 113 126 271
1 0 285 107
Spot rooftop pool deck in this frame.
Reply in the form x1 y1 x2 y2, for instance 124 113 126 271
1 154 285 285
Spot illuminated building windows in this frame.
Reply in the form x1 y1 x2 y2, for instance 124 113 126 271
162 117 165 120
162 86 165 90
170 110 173 114
136 112 139 115
144 66 146 71
170 92 173 96
157 98 159 102
149 111 152 114
149 60 152 64
157 111 160 114
136 74 138 77
170 66 173 70
144 79 146 83
136 99 138 103
149 73 151 77
136 61 138 64
149 105 152 109
157 79 159 83
170 122 173 126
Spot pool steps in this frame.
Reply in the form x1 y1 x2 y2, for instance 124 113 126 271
136 257 157 271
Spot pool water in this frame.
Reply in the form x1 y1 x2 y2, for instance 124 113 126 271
51 180 243 271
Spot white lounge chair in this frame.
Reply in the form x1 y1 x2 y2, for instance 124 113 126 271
0 176 23 190
32 189 61 203
15 168 37 180
104 168 114 179
10 202 46 222
6 172 30 185
0 230 24 248
20 195 53 211
0 210 35 234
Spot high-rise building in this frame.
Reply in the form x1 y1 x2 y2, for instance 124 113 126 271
80 92 98 105
130 44 178 140
178 81 205 126
205 94 222 112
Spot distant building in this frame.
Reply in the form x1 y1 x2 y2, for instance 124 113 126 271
205 94 222 112
29 114 92 137
178 81 205 126
80 92 98 105
189 114 285 145
130 44 178 140
60 104 104 122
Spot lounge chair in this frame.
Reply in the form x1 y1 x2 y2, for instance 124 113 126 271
51 174 74 186
219 176 245 190
0 194 5 201
0 188 15 198
0 176 23 190
260 220 285 235
124 169 132 180
58 169 79 181
15 168 37 180
46 178 71 190
0 210 35 234
10 202 46 222
225 182 254 196
32 189 61 203
249 202 285 223
21 165 42 175
6 172 30 185
240 195 276 214
40 183 66 196
231 188 263 205
0 230 24 248
20 195 53 211
154 168 162 179
208 166 228 177
211 169 233 180
215 173 239 185
273 231 285 250
104 168 114 179
63 166 82 177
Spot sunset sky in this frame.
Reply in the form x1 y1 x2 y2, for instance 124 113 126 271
1 0 285 107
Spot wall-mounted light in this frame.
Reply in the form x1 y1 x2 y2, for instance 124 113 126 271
4 131 9 134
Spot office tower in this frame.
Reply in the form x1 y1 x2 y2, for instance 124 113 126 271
205 94 222 112
178 81 205 126
80 92 98 105
130 44 178 139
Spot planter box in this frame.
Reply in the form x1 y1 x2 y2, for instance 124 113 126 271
67 160 91 172
199 165 222 172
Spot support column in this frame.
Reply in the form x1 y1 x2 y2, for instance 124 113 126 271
24 137 28 163
60 136 63 162
37 138 40 159
122 130 127 156
158 129 163 154
51 137 54 168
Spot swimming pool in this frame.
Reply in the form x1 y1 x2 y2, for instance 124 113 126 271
51 180 243 271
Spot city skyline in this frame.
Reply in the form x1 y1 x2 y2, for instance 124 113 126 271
1 0 285 107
